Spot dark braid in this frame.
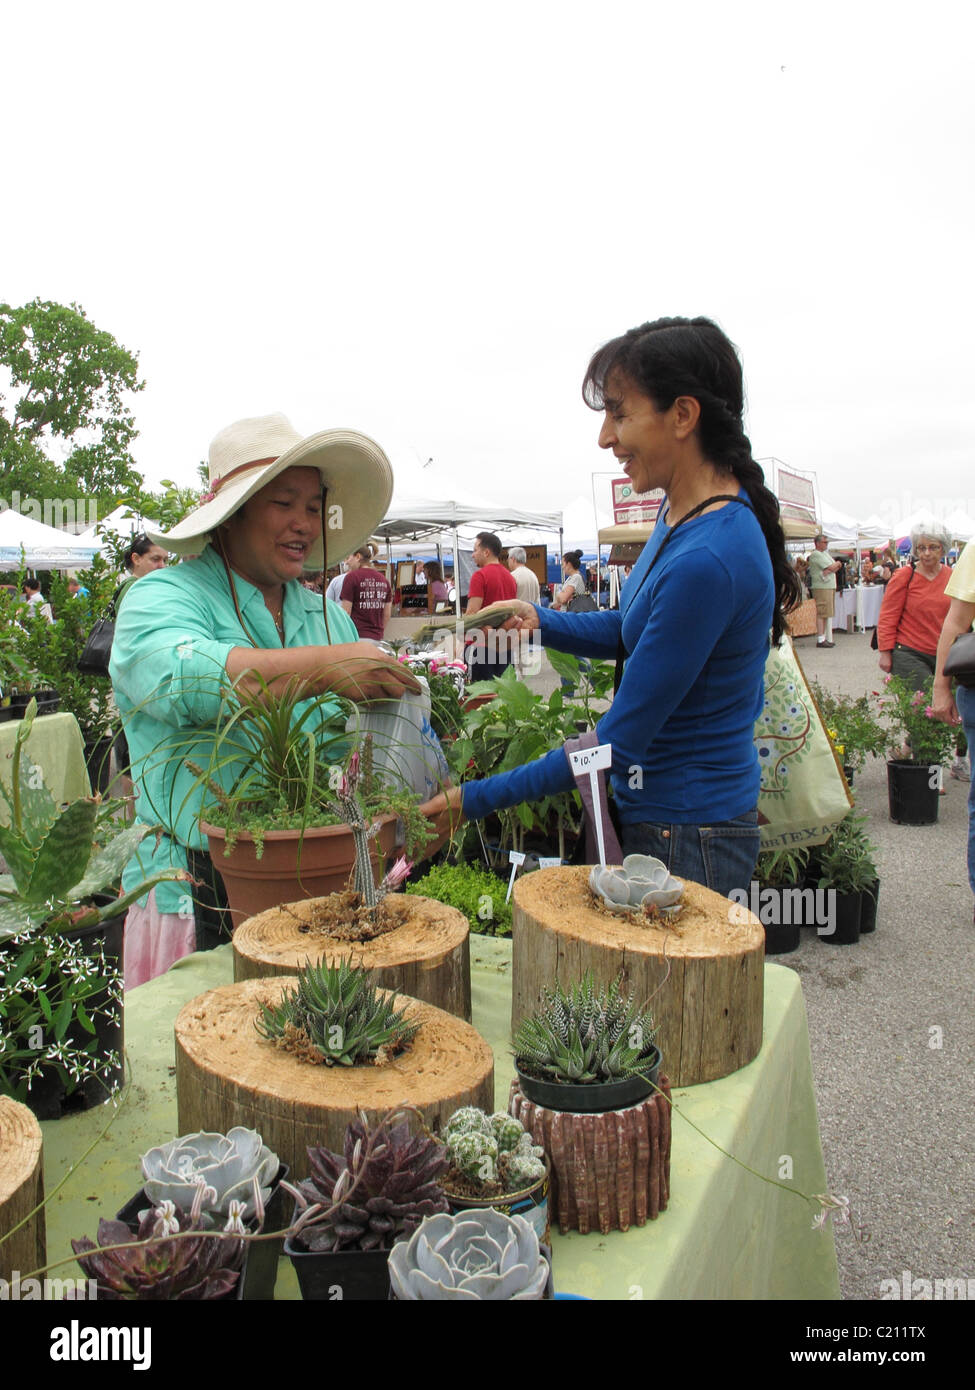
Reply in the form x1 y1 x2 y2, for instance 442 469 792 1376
583 316 802 645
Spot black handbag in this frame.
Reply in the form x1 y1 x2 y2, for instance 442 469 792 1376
945 631 975 688
78 590 120 677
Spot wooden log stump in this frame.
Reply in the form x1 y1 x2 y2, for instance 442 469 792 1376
175 980 494 1181
0 1097 45 1282
509 1078 672 1235
512 867 764 1087
233 894 471 1021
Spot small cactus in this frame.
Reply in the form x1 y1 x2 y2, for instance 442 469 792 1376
441 1108 545 1194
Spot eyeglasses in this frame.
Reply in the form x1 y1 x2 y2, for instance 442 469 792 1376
915 544 943 554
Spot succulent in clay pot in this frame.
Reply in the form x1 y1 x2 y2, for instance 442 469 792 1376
589 854 684 915
387 1210 549 1300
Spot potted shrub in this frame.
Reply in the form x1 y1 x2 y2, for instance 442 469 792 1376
0 701 188 1118
812 811 880 946
73 1183 246 1300
810 682 886 785
754 847 811 953
513 970 661 1114
387 1209 552 1300
115 1127 288 1301
284 1109 450 1301
439 1106 549 1241
878 674 957 824
192 674 432 922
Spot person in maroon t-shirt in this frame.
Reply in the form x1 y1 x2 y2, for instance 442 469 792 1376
466 531 517 682
340 543 392 642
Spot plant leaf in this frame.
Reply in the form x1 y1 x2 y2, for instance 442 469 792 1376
25 800 99 903
63 823 153 901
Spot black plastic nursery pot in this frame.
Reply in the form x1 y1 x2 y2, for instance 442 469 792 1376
9 690 60 718
84 736 116 797
756 884 805 953
819 890 861 946
445 1158 551 1246
887 760 940 825
763 918 801 955
11 908 125 1121
284 1234 391 1301
860 879 880 935
514 1047 661 1114
116 1163 290 1301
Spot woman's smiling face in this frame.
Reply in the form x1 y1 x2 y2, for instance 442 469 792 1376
220 465 323 590
596 372 679 496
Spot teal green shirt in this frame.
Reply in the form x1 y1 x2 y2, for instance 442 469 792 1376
109 545 359 912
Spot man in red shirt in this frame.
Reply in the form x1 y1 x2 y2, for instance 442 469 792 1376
466 531 517 682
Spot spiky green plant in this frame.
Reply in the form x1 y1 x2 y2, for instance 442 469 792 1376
291 1111 449 1252
513 970 658 1086
254 958 419 1066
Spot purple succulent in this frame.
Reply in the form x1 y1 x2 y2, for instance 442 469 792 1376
72 1203 244 1300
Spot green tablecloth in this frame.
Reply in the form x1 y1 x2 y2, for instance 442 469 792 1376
0 712 91 824
38 939 839 1300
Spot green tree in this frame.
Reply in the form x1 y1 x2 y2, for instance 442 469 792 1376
0 299 145 505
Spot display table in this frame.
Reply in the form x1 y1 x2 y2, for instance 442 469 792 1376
36 938 839 1300
856 584 884 630
0 712 90 824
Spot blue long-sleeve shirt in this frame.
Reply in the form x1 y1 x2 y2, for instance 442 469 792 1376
461 497 774 826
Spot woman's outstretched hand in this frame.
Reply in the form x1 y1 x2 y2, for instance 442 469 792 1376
419 786 467 850
477 600 540 633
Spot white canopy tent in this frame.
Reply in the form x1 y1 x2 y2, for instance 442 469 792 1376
77 504 148 546
943 509 975 543
0 508 100 569
374 496 564 614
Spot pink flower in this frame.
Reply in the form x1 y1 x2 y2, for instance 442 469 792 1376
911 689 925 706
924 706 935 718
338 751 360 798
381 855 413 891
883 675 892 685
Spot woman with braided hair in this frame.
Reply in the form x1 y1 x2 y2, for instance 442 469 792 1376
421 317 801 897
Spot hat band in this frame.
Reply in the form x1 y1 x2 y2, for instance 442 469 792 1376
201 456 278 503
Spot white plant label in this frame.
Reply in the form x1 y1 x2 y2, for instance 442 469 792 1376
538 856 562 869
505 850 526 903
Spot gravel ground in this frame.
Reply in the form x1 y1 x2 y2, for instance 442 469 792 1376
526 629 975 1300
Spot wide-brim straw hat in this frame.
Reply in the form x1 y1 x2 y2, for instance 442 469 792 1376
147 413 393 567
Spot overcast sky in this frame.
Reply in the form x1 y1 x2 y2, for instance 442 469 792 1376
4 0 972 540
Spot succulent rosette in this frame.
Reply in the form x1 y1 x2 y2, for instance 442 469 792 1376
388 1210 549 1300
73 1204 244 1301
589 854 684 914
141 1127 279 1225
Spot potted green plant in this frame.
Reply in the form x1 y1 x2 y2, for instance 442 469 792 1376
387 1209 553 1300
811 811 880 946
512 970 661 1114
0 701 188 1118
438 1106 549 1240
810 682 886 784
0 591 30 722
878 674 957 824
192 674 431 923
114 1127 288 1301
754 847 811 954
284 1109 450 1301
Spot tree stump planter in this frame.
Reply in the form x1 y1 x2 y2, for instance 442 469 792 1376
0 1097 45 1282
202 816 399 928
174 980 494 1180
509 1078 672 1235
512 867 764 1088
232 894 471 1021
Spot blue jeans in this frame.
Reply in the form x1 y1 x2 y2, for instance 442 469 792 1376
956 685 975 898
620 812 761 899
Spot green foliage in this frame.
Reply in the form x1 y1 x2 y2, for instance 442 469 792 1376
0 298 144 500
810 681 886 772
447 665 583 863
294 1112 449 1252
10 558 119 739
814 811 879 893
426 668 466 741
756 847 810 887
514 970 658 1086
254 958 419 1066
876 674 958 765
407 861 512 936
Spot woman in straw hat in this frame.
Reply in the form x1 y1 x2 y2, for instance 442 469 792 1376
109 413 419 987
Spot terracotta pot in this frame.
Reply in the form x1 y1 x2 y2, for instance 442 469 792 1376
202 816 399 926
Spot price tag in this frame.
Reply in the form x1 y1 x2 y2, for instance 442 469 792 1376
568 744 612 775
568 741 613 867
508 851 526 866
538 856 562 869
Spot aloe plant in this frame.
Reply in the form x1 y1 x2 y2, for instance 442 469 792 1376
0 699 188 941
